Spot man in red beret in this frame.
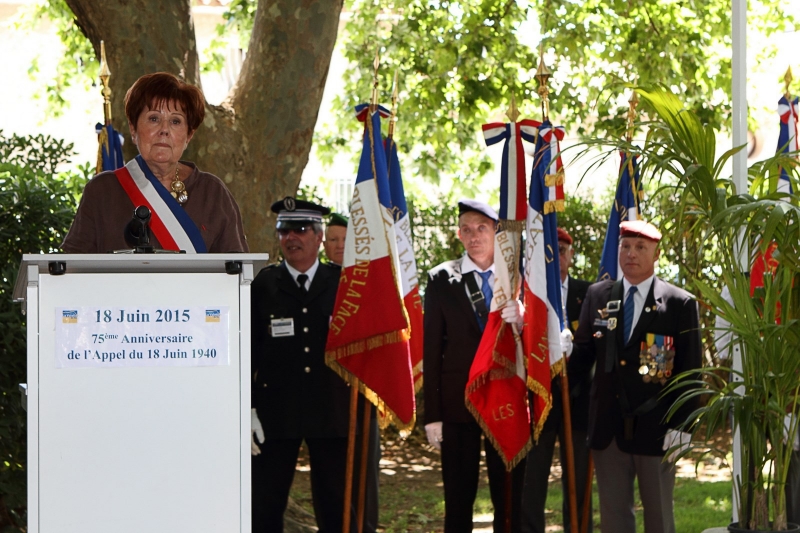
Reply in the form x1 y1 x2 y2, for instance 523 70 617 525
566 220 701 533
522 227 594 533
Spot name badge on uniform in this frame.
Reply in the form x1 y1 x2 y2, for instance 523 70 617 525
270 318 295 337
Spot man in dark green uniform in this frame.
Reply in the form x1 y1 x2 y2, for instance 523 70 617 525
250 197 354 533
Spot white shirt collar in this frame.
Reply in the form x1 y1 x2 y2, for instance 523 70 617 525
285 259 320 289
461 254 495 275
623 274 655 300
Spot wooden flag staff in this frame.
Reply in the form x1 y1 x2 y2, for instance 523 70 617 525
342 48 382 533
536 45 580 533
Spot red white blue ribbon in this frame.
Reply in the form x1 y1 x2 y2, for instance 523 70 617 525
114 156 206 253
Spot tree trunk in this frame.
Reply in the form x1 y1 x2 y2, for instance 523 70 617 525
63 0 344 255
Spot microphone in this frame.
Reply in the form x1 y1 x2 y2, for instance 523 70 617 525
124 205 154 253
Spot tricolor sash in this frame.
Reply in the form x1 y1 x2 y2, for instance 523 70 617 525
114 156 207 253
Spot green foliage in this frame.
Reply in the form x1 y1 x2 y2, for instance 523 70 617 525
320 0 795 186
540 0 792 136
406 194 462 294
18 0 98 116
625 87 800 531
0 131 87 531
202 0 257 74
558 193 608 282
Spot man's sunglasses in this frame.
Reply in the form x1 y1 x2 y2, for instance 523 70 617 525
277 226 312 236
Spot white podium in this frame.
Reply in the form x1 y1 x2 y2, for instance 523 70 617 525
14 253 268 533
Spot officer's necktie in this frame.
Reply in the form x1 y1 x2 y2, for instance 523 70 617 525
623 285 638 343
296 274 309 295
478 271 493 307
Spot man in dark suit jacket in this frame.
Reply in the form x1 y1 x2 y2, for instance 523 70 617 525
521 227 593 533
250 197 356 533
423 199 527 532
567 220 701 533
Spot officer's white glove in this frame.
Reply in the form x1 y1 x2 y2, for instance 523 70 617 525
501 300 525 328
560 328 574 357
425 421 443 450
251 408 265 456
784 413 800 451
662 429 692 462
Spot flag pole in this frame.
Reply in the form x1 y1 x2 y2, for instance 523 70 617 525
99 41 112 125
342 48 382 533
502 93 522 533
536 46 579 532
96 41 113 173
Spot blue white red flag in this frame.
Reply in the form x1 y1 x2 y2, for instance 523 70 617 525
355 103 391 122
96 122 124 172
464 119 539 469
325 108 416 429
114 156 206 253
750 96 798 302
481 120 538 220
597 151 643 281
776 96 797 194
384 136 424 392
520 120 566 440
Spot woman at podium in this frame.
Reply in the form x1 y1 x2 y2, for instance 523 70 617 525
62 72 248 254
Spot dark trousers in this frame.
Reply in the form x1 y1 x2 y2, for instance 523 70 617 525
786 450 800 525
521 413 592 533
352 408 381 533
252 437 357 533
442 420 527 532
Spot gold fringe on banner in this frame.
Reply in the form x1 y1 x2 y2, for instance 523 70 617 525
527 375 553 443
463 321 532 471
412 359 424 394
499 219 526 233
544 170 564 187
550 357 565 379
465 397 533 472
543 199 565 214
326 328 416 431
96 127 109 174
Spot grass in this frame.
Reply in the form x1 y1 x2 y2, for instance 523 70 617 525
539 477 732 533
288 438 733 532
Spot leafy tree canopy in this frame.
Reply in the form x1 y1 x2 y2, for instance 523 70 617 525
329 0 794 190
20 0 796 199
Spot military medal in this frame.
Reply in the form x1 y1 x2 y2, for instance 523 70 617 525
638 334 676 385
170 167 188 204
607 317 617 330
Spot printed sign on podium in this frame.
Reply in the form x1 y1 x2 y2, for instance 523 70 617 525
14 254 267 533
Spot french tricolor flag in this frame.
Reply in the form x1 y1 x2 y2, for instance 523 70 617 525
597 151 643 282
777 95 798 194
482 121 535 220
325 107 416 429
520 120 566 440
385 135 424 392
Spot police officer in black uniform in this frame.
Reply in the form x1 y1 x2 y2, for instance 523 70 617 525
250 197 355 532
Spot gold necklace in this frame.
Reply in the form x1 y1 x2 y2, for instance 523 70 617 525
170 166 188 204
